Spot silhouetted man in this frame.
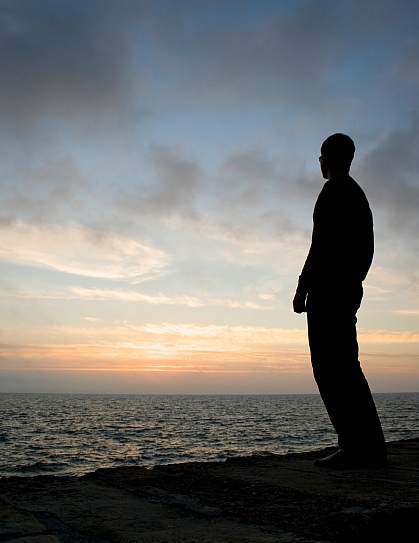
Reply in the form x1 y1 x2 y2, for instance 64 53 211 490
293 133 387 468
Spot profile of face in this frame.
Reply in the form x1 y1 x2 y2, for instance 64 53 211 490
319 155 329 180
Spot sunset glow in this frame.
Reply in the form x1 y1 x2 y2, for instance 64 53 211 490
1 1 418 393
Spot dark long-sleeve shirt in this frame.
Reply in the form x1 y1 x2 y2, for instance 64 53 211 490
297 175 374 295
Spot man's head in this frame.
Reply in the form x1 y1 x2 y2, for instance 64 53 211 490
319 133 355 179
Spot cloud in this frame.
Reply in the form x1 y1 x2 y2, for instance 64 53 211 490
215 147 297 219
394 39 419 84
71 287 271 309
359 330 419 344
144 1 341 108
0 0 144 131
4 0 417 245
393 309 419 317
1 158 90 224
119 143 306 247
356 115 419 236
0 321 310 378
2 322 419 374
119 144 202 220
0 321 308 348
0 341 309 377
12 320 419 348
1 321 417 394
1 0 419 135
0 221 168 282
4 286 272 310
142 0 419 116
71 288 203 306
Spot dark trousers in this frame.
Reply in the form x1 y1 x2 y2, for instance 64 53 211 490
306 284 386 458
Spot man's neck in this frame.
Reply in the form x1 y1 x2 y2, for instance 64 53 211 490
328 171 350 181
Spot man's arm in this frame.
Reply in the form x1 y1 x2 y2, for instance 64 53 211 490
293 184 329 313
293 240 314 313
293 179 372 314
296 243 315 296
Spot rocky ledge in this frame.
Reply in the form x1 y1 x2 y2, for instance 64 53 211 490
0 438 418 542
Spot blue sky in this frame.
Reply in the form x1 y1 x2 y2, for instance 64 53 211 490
0 0 419 393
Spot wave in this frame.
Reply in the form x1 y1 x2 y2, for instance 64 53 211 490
14 461 70 474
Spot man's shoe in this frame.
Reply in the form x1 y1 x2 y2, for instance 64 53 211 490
314 448 348 468
314 448 387 469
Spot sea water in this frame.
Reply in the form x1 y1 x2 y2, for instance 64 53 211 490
0 392 417 476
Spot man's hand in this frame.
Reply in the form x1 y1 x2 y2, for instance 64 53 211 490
293 291 307 314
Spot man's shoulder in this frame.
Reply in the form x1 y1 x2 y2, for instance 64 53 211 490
333 175 370 202
347 175 364 190
348 176 371 206
315 175 371 208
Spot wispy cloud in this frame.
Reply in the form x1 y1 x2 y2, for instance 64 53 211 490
359 330 419 344
3 286 272 310
1 322 418 392
5 321 419 349
0 341 308 374
393 309 419 316
0 321 308 349
0 221 169 282
70 287 272 309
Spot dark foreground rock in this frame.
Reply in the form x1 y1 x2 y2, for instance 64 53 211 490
0 438 418 542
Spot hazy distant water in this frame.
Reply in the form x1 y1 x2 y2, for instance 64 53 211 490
0 393 418 477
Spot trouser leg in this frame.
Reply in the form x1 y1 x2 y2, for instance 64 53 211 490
306 292 386 458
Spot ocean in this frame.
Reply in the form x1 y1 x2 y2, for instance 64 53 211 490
0 392 418 477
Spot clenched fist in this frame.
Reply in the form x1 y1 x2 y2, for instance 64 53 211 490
293 291 307 314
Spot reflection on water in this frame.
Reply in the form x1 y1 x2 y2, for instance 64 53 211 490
0 392 417 476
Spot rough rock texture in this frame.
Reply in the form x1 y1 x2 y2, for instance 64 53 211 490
0 438 418 542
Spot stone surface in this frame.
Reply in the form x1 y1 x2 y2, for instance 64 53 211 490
6 537 60 543
0 438 418 542
0 499 48 539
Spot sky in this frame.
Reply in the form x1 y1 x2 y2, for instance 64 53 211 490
1 0 419 393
